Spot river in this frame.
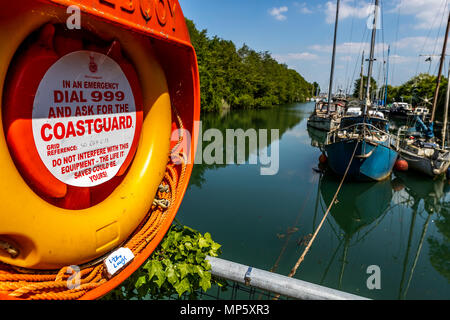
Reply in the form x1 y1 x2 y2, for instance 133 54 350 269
176 101 450 300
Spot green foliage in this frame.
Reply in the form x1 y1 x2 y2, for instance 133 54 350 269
385 73 449 121
312 82 320 96
186 19 313 112
103 222 226 300
353 76 378 98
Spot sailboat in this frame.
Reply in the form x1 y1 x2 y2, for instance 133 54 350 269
307 0 344 132
394 14 450 178
323 0 398 182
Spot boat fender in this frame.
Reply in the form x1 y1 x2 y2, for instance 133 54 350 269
319 153 328 164
394 159 409 172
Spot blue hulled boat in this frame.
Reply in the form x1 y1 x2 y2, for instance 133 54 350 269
324 116 398 181
324 0 398 182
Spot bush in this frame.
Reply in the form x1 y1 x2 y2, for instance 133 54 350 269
103 222 225 300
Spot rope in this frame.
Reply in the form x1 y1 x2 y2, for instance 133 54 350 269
0 109 187 300
273 140 360 300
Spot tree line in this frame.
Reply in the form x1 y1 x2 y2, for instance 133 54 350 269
386 74 448 121
186 19 314 112
353 73 449 121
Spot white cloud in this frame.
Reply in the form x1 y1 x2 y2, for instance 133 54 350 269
269 6 289 21
389 54 416 64
309 41 387 55
294 2 313 14
273 52 319 63
324 0 373 24
392 0 449 30
391 36 446 55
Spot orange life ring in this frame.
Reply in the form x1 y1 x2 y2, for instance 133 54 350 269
0 4 172 270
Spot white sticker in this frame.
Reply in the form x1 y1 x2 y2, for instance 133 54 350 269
32 51 137 187
103 247 135 279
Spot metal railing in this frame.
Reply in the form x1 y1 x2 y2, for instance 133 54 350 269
206 256 369 300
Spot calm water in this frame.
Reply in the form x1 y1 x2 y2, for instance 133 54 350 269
176 102 450 300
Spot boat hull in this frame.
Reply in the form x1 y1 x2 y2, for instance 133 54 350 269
399 149 450 178
307 114 340 131
325 139 398 182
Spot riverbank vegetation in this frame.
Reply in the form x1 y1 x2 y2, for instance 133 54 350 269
186 19 314 112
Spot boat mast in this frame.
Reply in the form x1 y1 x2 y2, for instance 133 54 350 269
442 61 450 149
364 0 379 115
384 45 390 107
359 51 365 100
327 0 340 114
431 13 450 123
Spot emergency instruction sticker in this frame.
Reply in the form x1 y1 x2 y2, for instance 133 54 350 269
32 51 137 187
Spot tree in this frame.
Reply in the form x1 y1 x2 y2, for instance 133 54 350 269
312 82 320 96
185 19 313 112
353 76 377 99
386 73 448 121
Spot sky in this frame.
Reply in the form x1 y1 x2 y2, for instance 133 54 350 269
179 0 450 95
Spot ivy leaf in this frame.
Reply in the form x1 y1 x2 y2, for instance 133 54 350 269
177 263 190 279
184 241 193 250
144 260 162 281
135 275 147 289
204 232 212 242
162 258 173 268
211 242 221 252
198 237 209 249
199 272 212 292
174 277 191 297
166 266 178 285
195 251 206 264
153 269 166 288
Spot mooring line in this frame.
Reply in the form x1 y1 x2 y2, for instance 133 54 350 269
273 140 360 300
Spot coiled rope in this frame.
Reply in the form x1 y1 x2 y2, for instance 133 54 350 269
0 111 188 300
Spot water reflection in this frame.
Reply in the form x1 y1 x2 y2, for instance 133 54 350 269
189 106 305 188
393 173 450 298
307 125 327 150
179 102 449 299
309 115 450 297
318 173 393 289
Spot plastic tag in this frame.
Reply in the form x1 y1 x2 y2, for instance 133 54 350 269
103 247 135 279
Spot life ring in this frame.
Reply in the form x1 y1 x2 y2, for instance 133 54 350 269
0 3 172 270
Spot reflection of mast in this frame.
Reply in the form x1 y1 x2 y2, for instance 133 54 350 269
320 240 343 285
397 195 433 299
398 205 417 300
312 172 323 230
394 172 447 299
338 238 350 290
403 214 432 299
